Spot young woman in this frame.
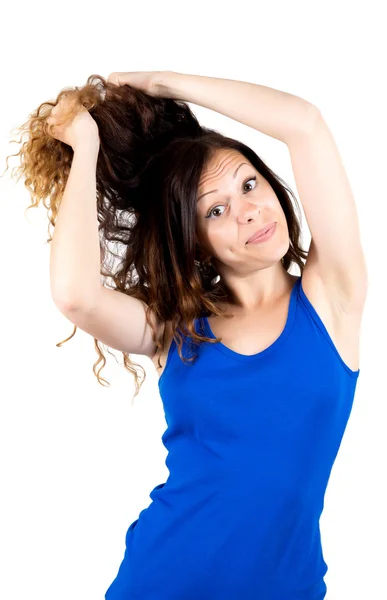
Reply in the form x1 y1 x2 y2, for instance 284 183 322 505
8 70 367 599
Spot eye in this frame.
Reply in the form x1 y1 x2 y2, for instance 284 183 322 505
205 176 257 219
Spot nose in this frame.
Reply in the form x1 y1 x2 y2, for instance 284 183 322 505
236 198 260 222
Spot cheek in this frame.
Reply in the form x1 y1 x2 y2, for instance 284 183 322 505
208 225 231 246
195 225 213 255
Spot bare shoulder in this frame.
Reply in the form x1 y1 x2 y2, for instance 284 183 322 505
300 263 366 372
301 263 366 322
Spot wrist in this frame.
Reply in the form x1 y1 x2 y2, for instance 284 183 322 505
155 70 184 101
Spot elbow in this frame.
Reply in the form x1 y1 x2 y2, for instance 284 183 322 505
51 288 97 314
303 103 323 135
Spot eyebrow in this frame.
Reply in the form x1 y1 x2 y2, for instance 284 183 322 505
197 162 249 202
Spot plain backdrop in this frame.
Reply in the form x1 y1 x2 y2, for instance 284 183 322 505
0 1 385 599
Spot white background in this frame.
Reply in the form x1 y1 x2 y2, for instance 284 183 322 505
0 1 385 599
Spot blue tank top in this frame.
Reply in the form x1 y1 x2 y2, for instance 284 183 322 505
105 275 360 600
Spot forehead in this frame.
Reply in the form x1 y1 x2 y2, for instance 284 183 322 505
201 150 246 178
197 152 251 203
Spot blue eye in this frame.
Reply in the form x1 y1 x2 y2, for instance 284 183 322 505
205 176 257 219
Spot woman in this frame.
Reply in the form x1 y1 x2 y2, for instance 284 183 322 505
7 70 368 599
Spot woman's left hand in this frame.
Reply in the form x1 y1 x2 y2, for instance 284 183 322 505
106 70 175 98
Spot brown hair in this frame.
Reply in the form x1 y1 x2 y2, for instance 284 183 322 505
2 74 308 403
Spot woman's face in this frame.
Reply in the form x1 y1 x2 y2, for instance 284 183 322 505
195 148 290 277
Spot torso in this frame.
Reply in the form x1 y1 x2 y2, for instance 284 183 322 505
151 273 365 380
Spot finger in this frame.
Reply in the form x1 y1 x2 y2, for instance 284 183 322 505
108 72 138 87
107 73 121 86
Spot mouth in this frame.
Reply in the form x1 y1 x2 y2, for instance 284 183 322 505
246 222 276 244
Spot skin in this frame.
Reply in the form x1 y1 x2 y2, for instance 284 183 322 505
195 148 295 313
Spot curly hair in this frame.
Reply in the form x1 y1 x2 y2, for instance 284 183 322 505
2 74 308 403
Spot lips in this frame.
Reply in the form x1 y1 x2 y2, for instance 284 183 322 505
247 222 276 244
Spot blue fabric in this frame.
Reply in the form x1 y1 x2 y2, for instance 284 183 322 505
105 275 360 599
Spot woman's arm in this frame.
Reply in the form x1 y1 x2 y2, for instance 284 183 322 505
156 71 318 145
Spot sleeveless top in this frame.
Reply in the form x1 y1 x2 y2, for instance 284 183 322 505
105 275 360 600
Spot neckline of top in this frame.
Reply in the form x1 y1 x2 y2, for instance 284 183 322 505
199 276 301 362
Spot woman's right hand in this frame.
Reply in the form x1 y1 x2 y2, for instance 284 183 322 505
45 94 100 150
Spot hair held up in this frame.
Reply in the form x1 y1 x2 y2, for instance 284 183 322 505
3 74 307 403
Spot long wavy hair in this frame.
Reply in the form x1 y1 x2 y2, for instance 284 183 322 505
3 74 308 403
